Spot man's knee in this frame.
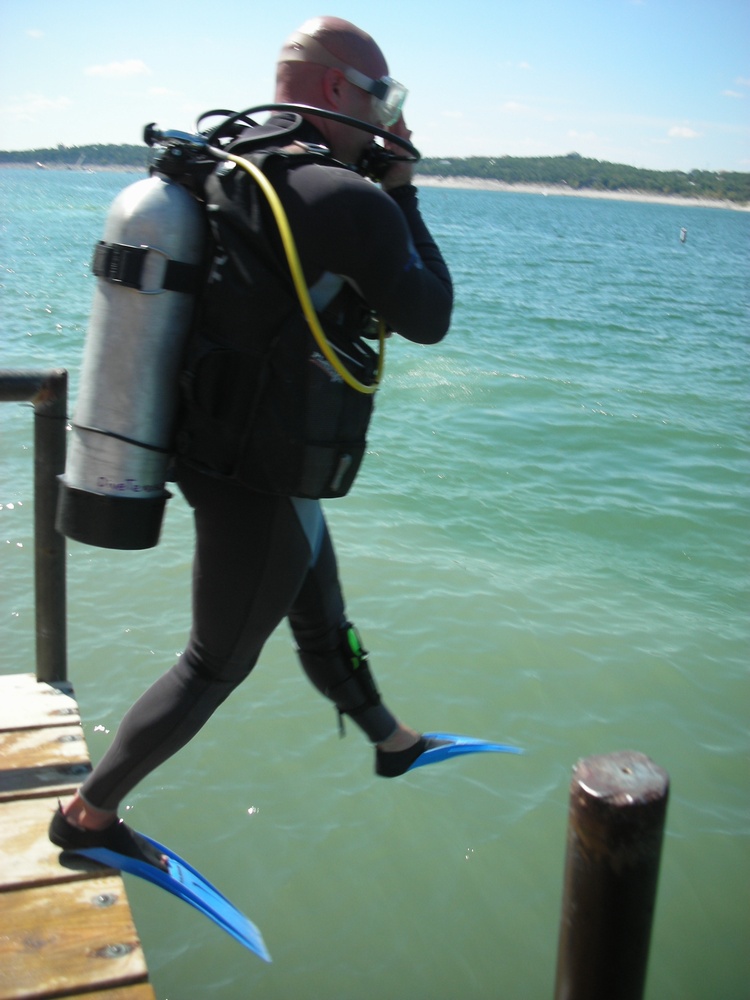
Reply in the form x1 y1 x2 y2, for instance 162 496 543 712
296 623 396 741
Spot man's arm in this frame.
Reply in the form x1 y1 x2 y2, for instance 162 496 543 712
287 162 453 345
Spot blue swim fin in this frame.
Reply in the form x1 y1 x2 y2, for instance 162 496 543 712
408 732 523 771
78 835 271 962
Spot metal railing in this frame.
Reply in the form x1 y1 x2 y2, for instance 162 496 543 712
1 369 68 682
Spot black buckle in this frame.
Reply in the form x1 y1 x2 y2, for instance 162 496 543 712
91 240 199 292
92 241 148 289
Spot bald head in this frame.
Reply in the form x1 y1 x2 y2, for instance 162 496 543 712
278 17 387 79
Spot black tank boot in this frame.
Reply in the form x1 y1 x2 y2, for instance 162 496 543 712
375 736 452 777
297 623 397 743
49 805 168 871
375 738 428 776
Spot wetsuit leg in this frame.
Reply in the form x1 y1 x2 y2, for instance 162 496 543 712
80 469 328 810
287 499 397 743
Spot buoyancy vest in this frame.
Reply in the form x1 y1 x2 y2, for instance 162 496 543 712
174 145 379 499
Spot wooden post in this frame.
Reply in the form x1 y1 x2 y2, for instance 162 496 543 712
0 368 68 683
554 750 669 1000
32 368 68 683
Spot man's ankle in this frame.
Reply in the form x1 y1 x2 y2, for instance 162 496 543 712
63 796 117 832
377 725 421 753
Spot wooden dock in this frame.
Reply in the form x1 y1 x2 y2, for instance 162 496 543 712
0 673 155 1000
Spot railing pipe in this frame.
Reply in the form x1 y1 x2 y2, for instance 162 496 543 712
0 369 68 682
553 750 669 1000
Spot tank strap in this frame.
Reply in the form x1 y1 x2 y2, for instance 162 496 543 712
92 240 200 293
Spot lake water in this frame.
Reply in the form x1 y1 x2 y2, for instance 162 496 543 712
1 167 749 999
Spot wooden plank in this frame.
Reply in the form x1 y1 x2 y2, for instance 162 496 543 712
0 675 79 732
0 675 156 998
0 726 91 801
0 877 150 999
0 797 114 891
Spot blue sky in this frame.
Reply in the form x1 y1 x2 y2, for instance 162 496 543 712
1 0 748 171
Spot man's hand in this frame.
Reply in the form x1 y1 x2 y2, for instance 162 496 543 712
379 116 415 191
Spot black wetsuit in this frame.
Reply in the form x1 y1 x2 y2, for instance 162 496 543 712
80 122 452 811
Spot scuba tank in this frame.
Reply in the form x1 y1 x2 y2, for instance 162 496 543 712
56 170 206 549
55 109 419 550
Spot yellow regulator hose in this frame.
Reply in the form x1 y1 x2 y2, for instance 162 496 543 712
227 152 385 395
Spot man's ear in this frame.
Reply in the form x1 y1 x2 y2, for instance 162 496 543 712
322 67 345 108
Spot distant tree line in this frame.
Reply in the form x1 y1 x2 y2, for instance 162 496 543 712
417 153 750 204
0 144 151 168
1 144 748 204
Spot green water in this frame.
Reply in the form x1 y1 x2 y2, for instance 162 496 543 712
1 170 748 998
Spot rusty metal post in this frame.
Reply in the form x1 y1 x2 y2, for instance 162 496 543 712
0 369 68 682
554 750 669 1000
32 369 68 683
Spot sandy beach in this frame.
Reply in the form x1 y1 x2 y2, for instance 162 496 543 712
414 174 749 211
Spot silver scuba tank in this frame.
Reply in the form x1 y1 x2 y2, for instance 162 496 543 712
56 173 206 549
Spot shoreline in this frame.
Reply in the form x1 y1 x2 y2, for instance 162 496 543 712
414 175 749 212
2 163 746 211
0 162 147 175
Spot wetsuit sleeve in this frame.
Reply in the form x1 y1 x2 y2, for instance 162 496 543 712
284 166 453 345
378 183 453 344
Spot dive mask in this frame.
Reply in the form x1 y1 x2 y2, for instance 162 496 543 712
340 67 407 127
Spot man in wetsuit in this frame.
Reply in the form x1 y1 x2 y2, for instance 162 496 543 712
50 16 453 865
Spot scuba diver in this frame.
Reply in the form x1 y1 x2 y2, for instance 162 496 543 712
50 15 454 867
